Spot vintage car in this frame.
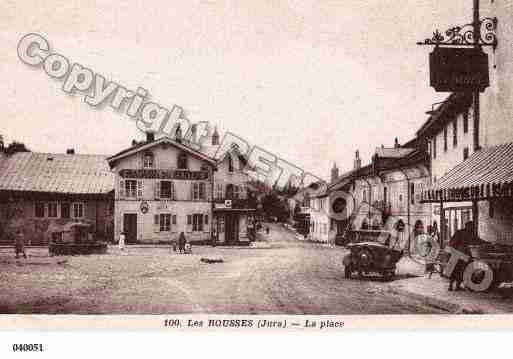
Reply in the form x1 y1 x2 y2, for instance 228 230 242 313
49 222 107 255
343 241 403 280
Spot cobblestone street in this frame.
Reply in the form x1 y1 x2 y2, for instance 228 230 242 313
0 224 444 314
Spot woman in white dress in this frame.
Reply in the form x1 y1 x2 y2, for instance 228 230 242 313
119 231 126 251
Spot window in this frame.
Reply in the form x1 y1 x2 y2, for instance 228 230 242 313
193 182 206 200
187 215 192 225
463 147 469 160
172 215 177 225
204 215 209 225
160 181 175 199
227 154 233 172
48 202 58 218
143 152 154 168
160 213 171 232
72 203 84 218
233 185 240 199
125 180 137 197
35 203 45 218
192 214 204 232
383 187 388 204
443 127 448 152
216 183 223 199
61 203 70 219
363 190 366 203
177 152 188 169
410 183 415 205
463 109 469 133
489 201 495 218
433 137 437 159
453 120 458 147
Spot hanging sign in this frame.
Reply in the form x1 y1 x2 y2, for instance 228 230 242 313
429 47 489 92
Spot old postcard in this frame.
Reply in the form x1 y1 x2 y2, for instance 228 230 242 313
2 0 513 338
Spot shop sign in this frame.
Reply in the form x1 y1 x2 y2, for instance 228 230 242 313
120 169 209 180
429 47 489 92
140 201 149 214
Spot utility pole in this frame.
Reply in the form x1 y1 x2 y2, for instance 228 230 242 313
472 0 481 236
473 0 481 152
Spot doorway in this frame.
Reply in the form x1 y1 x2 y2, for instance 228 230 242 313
123 213 138 244
224 214 239 244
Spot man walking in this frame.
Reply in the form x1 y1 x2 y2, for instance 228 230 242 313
15 230 27 259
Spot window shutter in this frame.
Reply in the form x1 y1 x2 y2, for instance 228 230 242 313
154 180 160 199
137 180 143 198
171 181 175 200
171 214 177 233
119 180 125 199
154 214 160 233
186 214 192 233
204 214 209 232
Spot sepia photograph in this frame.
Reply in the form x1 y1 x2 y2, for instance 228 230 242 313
2 0 513 336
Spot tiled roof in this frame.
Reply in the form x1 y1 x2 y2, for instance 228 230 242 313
108 136 217 166
0 152 114 195
429 143 513 192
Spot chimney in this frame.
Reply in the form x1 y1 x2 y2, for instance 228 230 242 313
175 124 182 142
189 124 197 144
331 162 339 183
354 150 361 170
394 137 400 148
146 131 155 143
212 127 219 146
66 148 75 155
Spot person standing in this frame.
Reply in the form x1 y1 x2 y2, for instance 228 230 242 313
118 231 126 251
15 230 27 259
178 232 186 253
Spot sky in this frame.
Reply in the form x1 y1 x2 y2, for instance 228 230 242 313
1 1 483 181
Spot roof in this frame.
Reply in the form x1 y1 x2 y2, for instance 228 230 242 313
0 152 114 195
375 147 416 158
107 136 217 167
417 92 472 138
423 143 513 202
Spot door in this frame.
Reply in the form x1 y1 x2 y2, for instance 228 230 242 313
225 214 239 244
123 213 138 244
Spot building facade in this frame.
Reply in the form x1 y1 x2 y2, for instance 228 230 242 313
419 2 513 245
107 135 217 244
0 151 114 245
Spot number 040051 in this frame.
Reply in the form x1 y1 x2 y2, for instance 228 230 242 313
12 344 44 352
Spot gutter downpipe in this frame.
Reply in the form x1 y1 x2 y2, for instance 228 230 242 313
361 177 373 221
398 168 411 251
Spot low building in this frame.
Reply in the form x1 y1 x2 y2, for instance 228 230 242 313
0 150 114 244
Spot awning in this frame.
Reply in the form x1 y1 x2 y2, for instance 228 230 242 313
422 143 513 203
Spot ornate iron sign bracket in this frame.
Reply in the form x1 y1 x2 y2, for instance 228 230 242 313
417 17 498 49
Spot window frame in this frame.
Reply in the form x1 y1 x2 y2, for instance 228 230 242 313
160 180 175 199
159 213 171 232
48 202 58 218
143 152 154 169
35 202 45 218
125 179 138 198
72 202 85 219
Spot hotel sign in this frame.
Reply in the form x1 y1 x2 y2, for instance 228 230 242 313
429 47 489 92
120 169 209 180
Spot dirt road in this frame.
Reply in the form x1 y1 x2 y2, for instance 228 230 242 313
0 223 442 314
